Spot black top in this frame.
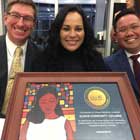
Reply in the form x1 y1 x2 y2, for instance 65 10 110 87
32 46 109 72
58 48 85 72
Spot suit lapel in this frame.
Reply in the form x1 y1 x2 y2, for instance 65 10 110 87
0 36 8 111
24 41 33 71
0 36 8 83
24 40 38 72
117 50 139 96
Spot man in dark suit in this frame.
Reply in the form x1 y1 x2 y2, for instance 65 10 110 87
0 0 42 117
104 9 140 104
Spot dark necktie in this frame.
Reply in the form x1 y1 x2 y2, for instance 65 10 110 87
130 54 140 92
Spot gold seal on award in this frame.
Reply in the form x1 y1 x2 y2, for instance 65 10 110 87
84 87 110 110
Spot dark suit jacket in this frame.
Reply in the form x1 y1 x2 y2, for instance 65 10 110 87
0 35 43 116
104 49 140 100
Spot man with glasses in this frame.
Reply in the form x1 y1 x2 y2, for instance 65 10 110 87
0 0 42 117
104 9 140 105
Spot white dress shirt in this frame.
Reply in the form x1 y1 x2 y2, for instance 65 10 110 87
6 34 27 77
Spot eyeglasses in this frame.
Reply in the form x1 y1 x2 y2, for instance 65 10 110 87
7 12 35 24
117 24 140 33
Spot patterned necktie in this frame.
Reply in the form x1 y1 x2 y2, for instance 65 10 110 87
2 47 23 115
130 54 140 92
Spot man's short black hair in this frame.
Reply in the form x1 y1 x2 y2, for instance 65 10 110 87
113 8 139 31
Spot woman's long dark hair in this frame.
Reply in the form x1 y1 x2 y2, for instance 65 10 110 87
48 4 95 54
46 5 107 71
27 86 63 123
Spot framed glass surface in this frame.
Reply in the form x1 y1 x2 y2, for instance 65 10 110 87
2 72 140 140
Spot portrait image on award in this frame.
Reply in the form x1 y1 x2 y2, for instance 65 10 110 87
19 84 76 140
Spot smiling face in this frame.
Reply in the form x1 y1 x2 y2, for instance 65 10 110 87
4 3 35 46
39 93 58 115
60 12 85 52
115 14 140 53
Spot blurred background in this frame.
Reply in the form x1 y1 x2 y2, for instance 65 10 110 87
1 0 139 56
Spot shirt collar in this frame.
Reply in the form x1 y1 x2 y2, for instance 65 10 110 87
125 50 140 58
6 34 28 57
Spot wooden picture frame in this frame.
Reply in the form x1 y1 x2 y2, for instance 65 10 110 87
2 72 140 140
